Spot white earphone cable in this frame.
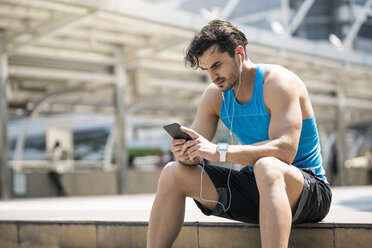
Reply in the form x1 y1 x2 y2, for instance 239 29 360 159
199 57 242 212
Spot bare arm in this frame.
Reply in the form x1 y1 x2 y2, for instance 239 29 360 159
226 68 302 165
171 84 220 165
182 67 302 166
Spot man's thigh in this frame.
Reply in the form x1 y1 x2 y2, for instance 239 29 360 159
194 164 261 224
254 157 305 212
166 161 219 210
285 164 306 212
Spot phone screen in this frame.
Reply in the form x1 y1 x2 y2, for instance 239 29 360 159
163 123 192 140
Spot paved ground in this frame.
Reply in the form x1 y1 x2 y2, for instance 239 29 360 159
0 186 371 224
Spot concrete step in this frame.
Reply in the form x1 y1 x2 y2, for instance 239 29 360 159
1 220 371 248
1 187 371 247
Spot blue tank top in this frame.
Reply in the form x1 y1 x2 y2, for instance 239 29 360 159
220 64 327 183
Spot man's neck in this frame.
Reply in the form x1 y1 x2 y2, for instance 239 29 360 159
233 60 256 104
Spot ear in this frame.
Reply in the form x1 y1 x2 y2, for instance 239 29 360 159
235 45 245 60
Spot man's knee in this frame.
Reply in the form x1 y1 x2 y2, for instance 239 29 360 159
254 157 286 190
158 161 181 186
158 161 195 190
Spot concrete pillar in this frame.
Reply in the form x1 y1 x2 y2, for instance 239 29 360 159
0 34 11 198
281 0 290 31
336 79 347 186
114 48 127 194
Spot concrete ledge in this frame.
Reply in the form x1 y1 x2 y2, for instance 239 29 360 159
0 187 371 247
1 221 371 248
0 222 18 248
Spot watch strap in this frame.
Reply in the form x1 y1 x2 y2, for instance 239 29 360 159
218 143 228 162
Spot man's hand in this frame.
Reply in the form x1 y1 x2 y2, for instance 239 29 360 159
170 138 199 165
179 126 220 162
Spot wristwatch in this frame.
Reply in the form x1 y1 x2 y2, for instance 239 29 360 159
217 143 229 162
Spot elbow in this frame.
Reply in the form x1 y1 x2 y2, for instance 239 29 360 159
277 140 298 165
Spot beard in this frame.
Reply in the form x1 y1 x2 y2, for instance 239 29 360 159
217 65 240 93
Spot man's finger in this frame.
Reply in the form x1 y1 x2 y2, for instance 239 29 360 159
171 139 186 145
180 126 199 139
180 140 193 155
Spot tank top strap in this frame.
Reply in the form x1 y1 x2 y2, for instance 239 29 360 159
253 64 268 114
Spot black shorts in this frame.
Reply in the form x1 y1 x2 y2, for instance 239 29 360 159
194 164 332 224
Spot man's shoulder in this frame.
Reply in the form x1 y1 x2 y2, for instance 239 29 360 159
264 64 296 82
198 83 222 116
204 83 220 93
263 64 301 91
262 64 303 111
202 83 222 100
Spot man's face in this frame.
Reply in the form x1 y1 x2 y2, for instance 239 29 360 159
198 45 240 92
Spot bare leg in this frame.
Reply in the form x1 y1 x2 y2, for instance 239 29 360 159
147 170 185 248
254 157 304 248
147 161 218 248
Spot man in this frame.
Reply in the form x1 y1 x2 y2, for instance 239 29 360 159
147 19 332 248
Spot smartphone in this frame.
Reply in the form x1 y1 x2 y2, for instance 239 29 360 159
163 123 192 141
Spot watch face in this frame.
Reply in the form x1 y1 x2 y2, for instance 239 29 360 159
218 143 228 151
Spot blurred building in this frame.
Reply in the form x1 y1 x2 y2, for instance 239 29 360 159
0 0 371 198
149 0 372 185
154 0 372 52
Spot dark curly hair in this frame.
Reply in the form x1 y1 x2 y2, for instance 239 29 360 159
185 19 248 69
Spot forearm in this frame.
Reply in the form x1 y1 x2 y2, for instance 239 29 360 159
226 139 296 166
